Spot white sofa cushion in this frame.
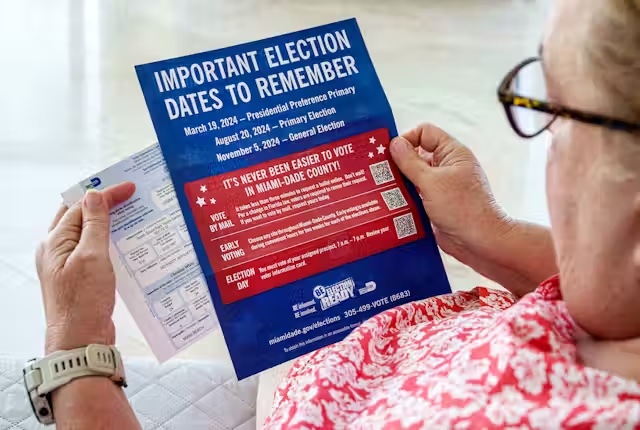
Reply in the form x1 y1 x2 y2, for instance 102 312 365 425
0 356 258 429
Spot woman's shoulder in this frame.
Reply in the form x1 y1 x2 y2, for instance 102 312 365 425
266 275 640 429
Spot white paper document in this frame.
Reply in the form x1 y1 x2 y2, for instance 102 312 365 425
62 144 218 361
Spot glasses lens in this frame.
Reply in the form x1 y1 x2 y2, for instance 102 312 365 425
509 60 555 136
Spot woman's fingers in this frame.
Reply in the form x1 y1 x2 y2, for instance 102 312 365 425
77 182 135 256
51 203 83 236
102 182 136 209
48 204 69 233
401 123 458 154
78 191 111 257
400 123 472 168
418 147 434 166
390 137 432 193
43 182 135 265
47 203 83 265
46 182 133 235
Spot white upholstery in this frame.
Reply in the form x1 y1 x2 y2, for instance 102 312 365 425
0 356 258 429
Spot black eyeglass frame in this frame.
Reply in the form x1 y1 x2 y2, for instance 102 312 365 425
498 57 640 138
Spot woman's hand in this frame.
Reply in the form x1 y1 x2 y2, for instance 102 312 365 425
390 123 511 263
36 183 135 353
390 123 558 297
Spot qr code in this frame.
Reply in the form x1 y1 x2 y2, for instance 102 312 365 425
369 160 395 185
393 213 417 239
381 187 408 210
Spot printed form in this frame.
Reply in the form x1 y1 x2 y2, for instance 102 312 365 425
62 144 217 361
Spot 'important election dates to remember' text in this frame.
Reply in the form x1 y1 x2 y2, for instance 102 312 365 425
184 128 426 304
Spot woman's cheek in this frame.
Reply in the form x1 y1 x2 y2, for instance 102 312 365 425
546 132 575 243
546 137 562 214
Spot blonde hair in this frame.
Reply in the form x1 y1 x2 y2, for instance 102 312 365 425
585 1 640 124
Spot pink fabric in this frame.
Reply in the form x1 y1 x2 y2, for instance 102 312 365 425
265 277 640 429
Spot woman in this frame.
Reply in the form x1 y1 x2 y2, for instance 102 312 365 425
36 0 639 428
260 0 640 427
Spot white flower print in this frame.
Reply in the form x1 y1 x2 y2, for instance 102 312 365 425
451 292 474 308
360 362 392 379
485 385 534 426
419 326 466 356
426 377 489 413
549 361 586 399
583 367 640 400
286 393 325 428
424 298 444 318
317 357 358 389
527 405 573 430
510 348 547 395
483 290 517 310
335 339 366 364
413 308 429 324
436 294 457 308
508 315 546 343
592 400 640 429
488 327 516 374
449 356 491 384
267 277 640 430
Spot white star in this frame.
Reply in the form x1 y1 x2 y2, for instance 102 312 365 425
369 137 376 144
196 197 206 207
368 152 374 159
210 197 217 204
200 185 208 193
376 144 386 155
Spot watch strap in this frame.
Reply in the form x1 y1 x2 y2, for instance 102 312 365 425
24 344 126 396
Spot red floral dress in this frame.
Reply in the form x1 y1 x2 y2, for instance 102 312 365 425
265 276 640 429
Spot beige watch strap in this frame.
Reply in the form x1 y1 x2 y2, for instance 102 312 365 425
24 344 126 396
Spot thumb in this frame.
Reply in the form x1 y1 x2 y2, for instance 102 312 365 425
78 190 110 255
390 137 433 194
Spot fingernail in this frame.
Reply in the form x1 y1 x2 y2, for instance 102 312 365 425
390 137 410 156
84 190 103 209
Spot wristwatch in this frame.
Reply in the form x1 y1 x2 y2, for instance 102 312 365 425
23 344 127 425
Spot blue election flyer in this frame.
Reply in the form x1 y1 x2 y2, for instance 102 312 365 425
136 18 451 378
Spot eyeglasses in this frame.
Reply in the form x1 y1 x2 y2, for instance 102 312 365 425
498 57 640 138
